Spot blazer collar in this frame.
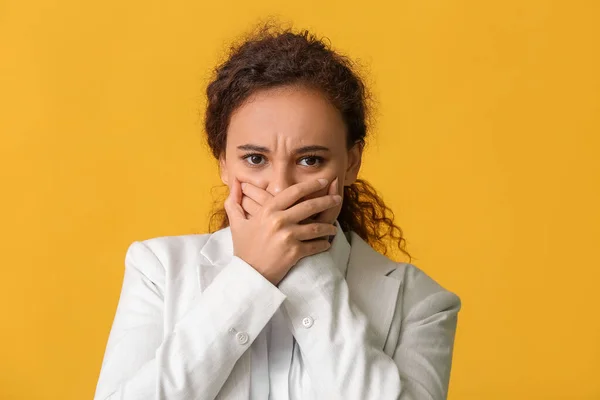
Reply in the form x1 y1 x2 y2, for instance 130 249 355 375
346 231 398 276
345 231 401 350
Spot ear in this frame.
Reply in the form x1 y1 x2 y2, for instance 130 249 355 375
344 142 363 186
219 153 229 185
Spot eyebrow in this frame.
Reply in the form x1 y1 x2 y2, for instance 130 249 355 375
236 144 331 154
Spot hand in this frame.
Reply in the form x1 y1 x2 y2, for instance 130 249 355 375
224 178 341 285
241 177 340 228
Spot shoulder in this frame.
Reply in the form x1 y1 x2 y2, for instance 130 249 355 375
389 262 461 320
135 233 212 266
122 233 213 287
347 231 461 318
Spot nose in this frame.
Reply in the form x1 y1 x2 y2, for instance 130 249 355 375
266 165 295 196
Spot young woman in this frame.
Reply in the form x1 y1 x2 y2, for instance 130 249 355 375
95 26 461 400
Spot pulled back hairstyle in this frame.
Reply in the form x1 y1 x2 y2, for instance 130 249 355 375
204 24 411 261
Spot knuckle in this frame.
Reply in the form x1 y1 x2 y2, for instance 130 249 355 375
305 201 318 213
263 201 275 214
311 242 321 253
311 224 321 235
282 229 294 243
322 197 334 209
270 215 284 231
289 245 301 260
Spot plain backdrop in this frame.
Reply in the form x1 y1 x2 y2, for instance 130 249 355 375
1 0 599 399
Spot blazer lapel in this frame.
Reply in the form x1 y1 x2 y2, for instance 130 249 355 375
346 232 401 352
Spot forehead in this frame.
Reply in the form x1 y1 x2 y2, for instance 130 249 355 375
227 85 347 148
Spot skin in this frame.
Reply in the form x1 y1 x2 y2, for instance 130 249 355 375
220 85 363 285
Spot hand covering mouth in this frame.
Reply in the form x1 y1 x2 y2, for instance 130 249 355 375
299 212 321 224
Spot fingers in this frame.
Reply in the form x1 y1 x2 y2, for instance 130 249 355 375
241 195 261 217
328 177 339 196
223 177 245 222
241 182 273 206
309 176 340 224
297 237 332 258
270 179 330 211
292 222 338 241
284 193 341 223
236 178 342 223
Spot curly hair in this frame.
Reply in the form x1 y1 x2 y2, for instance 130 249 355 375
204 24 411 261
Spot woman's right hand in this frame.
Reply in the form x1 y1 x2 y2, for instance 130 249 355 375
224 177 341 285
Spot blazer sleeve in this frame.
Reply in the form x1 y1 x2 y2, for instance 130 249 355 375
94 241 286 400
391 265 461 399
277 252 460 400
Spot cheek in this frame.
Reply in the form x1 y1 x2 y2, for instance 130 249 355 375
227 165 269 190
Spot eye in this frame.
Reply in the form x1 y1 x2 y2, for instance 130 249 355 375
241 153 266 167
298 155 324 167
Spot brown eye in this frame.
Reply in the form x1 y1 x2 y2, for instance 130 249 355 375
243 154 266 166
299 156 324 167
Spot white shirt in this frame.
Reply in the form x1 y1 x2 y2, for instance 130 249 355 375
250 220 351 399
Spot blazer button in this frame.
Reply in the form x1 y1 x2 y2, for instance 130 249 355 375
236 332 249 345
302 316 314 328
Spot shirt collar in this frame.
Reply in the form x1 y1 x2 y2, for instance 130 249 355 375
328 219 352 277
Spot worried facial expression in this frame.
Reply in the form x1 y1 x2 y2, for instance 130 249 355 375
219 85 363 224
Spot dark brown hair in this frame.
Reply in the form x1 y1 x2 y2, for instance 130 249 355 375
204 24 411 261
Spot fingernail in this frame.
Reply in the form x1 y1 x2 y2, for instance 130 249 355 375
318 178 328 187
333 195 342 204
241 183 247 190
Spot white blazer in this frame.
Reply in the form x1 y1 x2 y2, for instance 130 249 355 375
95 226 461 400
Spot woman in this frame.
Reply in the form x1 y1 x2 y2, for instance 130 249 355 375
95 26 461 400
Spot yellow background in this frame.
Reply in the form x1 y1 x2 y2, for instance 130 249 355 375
1 0 599 398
